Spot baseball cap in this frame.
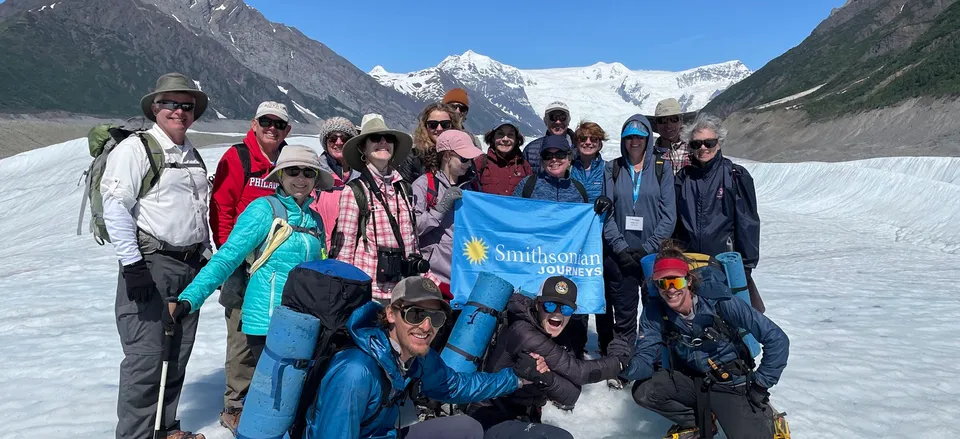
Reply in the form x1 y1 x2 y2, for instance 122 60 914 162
542 101 570 126
621 120 650 138
254 101 290 122
390 276 452 315
537 276 578 310
436 130 483 159
540 134 572 153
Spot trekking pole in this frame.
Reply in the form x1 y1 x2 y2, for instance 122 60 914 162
153 326 174 439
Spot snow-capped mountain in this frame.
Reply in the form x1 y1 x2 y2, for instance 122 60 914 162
370 50 752 138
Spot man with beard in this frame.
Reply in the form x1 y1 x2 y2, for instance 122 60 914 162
304 276 550 439
208 101 291 434
524 101 578 175
649 98 691 174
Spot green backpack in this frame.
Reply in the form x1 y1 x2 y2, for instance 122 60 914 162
76 119 173 245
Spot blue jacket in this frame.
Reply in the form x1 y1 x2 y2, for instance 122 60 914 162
523 129 577 175
178 190 326 335
674 150 761 269
306 302 521 439
602 115 676 254
512 171 588 203
622 270 789 388
570 154 605 203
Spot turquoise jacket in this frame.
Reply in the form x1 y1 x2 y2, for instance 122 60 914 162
178 189 326 335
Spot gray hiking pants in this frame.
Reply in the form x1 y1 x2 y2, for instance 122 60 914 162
632 370 775 439
223 306 256 411
115 252 202 439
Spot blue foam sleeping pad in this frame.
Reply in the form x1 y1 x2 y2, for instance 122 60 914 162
441 272 515 373
236 305 321 439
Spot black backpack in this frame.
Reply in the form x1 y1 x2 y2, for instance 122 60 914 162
611 149 665 185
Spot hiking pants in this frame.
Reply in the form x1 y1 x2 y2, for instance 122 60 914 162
401 415 484 439
223 307 256 411
632 370 775 439
597 254 641 353
485 421 574 439
115 251 203 439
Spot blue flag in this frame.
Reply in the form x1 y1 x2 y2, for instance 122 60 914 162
450 191 605 314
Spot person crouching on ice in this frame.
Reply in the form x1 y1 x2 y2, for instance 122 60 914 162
622 241 789 439
304 276 550 439
465 276 635 439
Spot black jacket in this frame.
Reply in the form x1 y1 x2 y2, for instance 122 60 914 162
466 293 621 428
673 151 761 269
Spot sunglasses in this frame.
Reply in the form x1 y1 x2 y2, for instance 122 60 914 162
258 117 289 131
541 151 569 161
395 304 447 328
426 120 453 130
656 115 682 125
655 276 689 290
578 135 601 143
541 301 575 316
549 113 568 123
283 167 318 178
689 139 720 149
453 155 471 164
449 103 469 113
154 100 195 112
367 133 397 144
326 132 351 143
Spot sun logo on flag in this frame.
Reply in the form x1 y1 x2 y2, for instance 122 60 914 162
463 236 489 265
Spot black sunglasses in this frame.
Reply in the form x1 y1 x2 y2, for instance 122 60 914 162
258 116 289 131
541 150 569 161
325 132 351 143
449 103 469 113
689 138 720 149
283 167 318 178
656 115 682 125
395 304 447 328
578 135 601 143
367 133 397 144
426 120 453 130
549 112 568 123
154 100 195 112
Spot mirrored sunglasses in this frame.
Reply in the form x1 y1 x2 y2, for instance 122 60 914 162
655 276 689 290
541 301 575 316
396 304 447 328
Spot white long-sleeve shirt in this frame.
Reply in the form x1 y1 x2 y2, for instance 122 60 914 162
100 124 211 265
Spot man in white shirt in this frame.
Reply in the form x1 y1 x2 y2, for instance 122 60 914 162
101 72 211 439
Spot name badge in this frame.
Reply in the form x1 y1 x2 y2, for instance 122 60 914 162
625 216 643 231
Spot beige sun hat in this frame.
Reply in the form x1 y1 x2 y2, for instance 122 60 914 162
342 114 413 171
264 145 334 190
139 72 208 122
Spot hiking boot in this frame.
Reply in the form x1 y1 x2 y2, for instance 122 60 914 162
165 431 205 439
606 377 629 390
219 408 241 436
663 424 700 439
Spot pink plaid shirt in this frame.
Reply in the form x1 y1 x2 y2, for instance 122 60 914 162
659 138 691 174
335 165 436 301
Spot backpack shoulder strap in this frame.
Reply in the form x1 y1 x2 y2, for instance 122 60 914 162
425 173 438 209
654 149 665 184
266 195 288 223
612 158 622 184
571 179 588 203
478 154 489 176
521 175 538 198
346 179 370 245
137 133 166 199
233 142 254 180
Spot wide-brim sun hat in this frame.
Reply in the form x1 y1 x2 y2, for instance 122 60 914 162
140 72 208 122
264 145 335 190
342 114 413 171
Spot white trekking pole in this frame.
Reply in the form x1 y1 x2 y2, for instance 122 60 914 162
153 326 174 439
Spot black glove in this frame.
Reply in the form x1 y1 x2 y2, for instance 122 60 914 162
747 383 770 411
121 259 159 303
512 352 549 385
593 195 613 215
617 250 641 273
162 297 191 333
606 337 635 370
626 248 647 265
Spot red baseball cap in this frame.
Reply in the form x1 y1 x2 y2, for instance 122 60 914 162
652 258 689 280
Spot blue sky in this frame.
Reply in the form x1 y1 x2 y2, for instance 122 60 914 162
245 0 846 73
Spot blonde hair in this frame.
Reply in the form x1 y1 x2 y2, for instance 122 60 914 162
412 103 464 172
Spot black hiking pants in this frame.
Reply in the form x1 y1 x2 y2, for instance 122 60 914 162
485 421 574 439
114 251 203 439
632 370 775 439
596 254 641 354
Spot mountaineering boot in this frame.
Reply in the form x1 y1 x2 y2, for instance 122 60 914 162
772 407 791 439
606 377 629 390
165 430 206 439
219 407 241 436
662 424 700 439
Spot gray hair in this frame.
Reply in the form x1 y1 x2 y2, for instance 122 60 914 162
680 113 728 143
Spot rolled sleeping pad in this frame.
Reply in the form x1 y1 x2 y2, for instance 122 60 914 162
237 305 321 439
714 252 762 358
440 272 515 373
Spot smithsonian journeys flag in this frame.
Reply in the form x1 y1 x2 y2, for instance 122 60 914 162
450 191 605 314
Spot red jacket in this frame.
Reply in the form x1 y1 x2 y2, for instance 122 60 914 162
209 130 280 248
474 148 533 196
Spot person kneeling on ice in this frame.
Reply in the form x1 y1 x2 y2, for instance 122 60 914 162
304 276 550 439
465 276 635 439
622 241 789 439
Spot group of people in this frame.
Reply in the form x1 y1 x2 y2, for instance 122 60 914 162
101 72 788 439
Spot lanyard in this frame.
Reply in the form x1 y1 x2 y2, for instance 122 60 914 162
628 163 643 203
